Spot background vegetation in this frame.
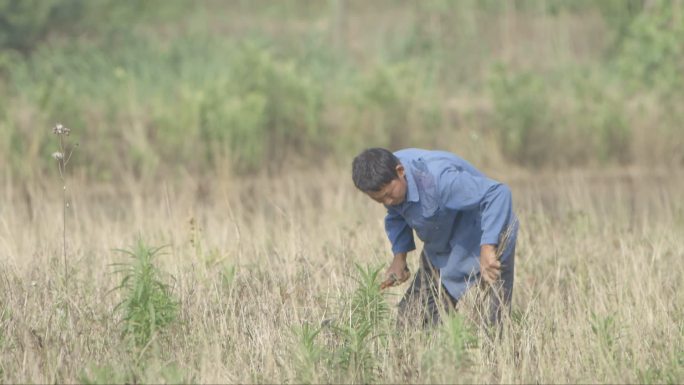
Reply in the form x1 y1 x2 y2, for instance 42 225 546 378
0 0 682 179
1 1 683 383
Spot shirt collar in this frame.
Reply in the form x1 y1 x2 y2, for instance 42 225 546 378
404 163 419 203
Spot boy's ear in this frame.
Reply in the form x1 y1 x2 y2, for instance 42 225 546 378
396 164 405 178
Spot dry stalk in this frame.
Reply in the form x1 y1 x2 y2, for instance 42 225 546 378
476 218 519 328
52 123 77 289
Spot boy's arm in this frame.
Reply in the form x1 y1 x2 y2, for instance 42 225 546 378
384 208 415 255
381 209 415 289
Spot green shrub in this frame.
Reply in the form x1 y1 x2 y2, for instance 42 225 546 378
571 74 632 165
0 0 187 53
291 323 324 384
359 61 442 150
289 264 391 384
0 0 80 53
489 65 634 167
617 0 684 98
198 42 323 172
489 64 556 166
112 239 178 348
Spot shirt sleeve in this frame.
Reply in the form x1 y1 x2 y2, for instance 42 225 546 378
384 207 416 254
437 168 514 246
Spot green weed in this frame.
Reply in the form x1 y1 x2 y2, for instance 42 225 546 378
291 322 323 384
590 311 619 356
79 361 190 384
79 364 131 385
220 264 236 290
112 239 178 349
349 264 391 329
637 348 683 385
442 313 477 364
290 264 391 384
331 265 391 383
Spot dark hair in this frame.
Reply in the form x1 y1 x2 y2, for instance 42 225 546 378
352 148 400 192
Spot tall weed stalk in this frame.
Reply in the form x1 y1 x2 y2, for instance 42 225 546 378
51 123 76 288
112 239 178 350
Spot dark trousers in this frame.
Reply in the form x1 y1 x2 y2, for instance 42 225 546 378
397 249 515 328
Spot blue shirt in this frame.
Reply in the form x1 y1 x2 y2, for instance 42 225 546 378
385 148 518 300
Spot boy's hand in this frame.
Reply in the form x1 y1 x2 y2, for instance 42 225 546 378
380 254 411 290
480 244 501 284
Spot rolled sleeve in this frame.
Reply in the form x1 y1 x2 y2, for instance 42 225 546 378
478 184 513 246
385 208 416 254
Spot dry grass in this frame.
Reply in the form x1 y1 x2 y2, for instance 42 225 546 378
0 167 682 383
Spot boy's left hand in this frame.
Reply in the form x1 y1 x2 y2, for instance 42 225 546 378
480 244 500 284
380 255 411 290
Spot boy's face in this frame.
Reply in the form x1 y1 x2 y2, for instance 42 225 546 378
366 164 408 207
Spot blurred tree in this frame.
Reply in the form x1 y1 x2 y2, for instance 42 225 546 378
0 0 83 53
0 0 187 54
618 0 684 97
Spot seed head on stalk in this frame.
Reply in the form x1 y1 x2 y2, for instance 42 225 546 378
51 123 77 291
52 123 71 136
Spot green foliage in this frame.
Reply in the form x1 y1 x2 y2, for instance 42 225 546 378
360 61 441 149
221 264 236 290
79 364 131 385
489 65 555 166
291 323 323 384
421 313 477 378
1 0 683 175
0 0 187 53
112 239 178 348
637 348 684 385
0 0 80 53
490 65 633 167
79 362 191 384
590 311 618 353
197 42 323 171
442 313 477 364
595 0 646 53
543 0 647 54
332 265 391 383
637 366 678 385
289 264 391 384
349 264 391 329
617 1 684 98
572 76 632 164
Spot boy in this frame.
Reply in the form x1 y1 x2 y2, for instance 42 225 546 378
352 148 518 326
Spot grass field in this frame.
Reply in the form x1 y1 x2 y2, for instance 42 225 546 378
1 167 682 383
1 1 683 383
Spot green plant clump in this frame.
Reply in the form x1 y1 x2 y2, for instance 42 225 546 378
291 264 391 384
112 239 178 348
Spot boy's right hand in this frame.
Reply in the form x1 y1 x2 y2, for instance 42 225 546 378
380 256 411 290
